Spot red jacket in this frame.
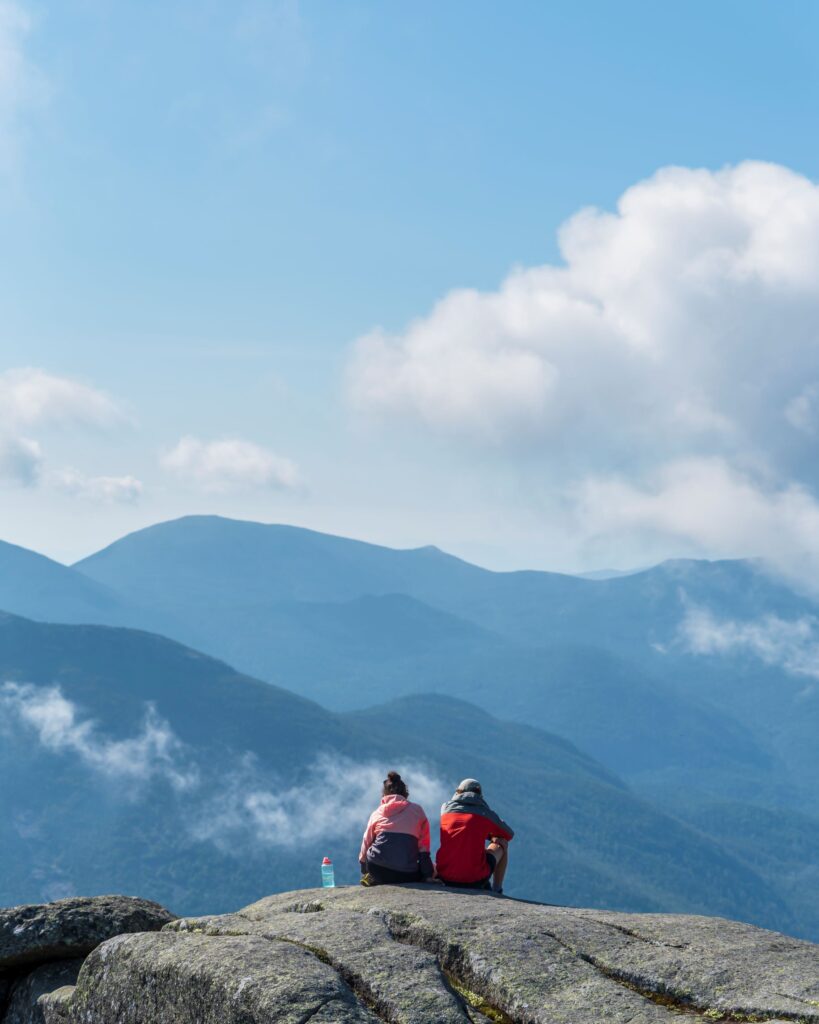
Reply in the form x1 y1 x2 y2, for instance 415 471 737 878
435 791 513 885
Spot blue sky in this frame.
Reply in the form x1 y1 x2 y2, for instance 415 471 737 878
3 1 819 575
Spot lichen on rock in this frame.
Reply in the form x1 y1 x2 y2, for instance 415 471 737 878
0 895 175 1024
0 895 175 972
6 887 819 1024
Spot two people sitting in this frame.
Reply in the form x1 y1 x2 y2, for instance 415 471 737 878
359 771 513 894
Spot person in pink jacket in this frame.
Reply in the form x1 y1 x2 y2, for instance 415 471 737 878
359 771 434 885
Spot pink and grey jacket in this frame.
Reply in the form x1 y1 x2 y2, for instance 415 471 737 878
359 795 434 878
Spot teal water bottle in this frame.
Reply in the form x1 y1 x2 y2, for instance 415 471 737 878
321 857 335 888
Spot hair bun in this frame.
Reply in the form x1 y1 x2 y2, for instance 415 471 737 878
382 770 408 797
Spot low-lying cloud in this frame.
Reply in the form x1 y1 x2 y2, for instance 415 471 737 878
679 606 819 689
575 458 819 586
1 682 198 791
1 681 450 850
191 753 450 849
161 436 301 493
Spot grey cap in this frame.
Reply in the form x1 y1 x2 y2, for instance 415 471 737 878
457 778 481 793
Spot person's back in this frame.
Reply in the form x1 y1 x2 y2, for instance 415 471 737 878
435 779 513 893
359 771 433 885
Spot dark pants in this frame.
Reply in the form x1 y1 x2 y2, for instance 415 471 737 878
364 860 423 885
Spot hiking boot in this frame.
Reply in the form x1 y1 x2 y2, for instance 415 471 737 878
360 873 376 887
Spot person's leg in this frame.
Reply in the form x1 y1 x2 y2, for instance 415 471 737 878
486 838 508 892
366 861 422 885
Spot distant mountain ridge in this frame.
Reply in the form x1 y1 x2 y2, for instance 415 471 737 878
68 516 818 805
0 612 792 933
4 517 818 809
2 515 818 938
0 540 133 627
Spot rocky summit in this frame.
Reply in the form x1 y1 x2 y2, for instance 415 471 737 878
0 895 175 1024
2 887 818 1024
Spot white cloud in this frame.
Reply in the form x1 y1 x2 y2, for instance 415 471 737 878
347 161 819 579
50 468 143 504
1 680 449 851
1 682 198 791
349 161 819 456
0 368 126 431
0 369 139 499
679 606 819 695
574 457 819 585
192 753 449 849
161 436 301 493
0 433 41 485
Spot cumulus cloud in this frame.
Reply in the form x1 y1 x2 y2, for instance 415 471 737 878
350 161 819 454
50 468 143 504
1 682 198 791
161 436 300 493
192 753 449 849
679 606 819 696
0 368 139 497
347 161 819 578
0 368 126 431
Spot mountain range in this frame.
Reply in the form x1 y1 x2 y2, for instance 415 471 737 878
1 515 817 938
0 612 795 934
71 517 819 806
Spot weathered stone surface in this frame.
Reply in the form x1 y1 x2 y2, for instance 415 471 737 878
225 887 819 1023
0 896 175 973
3 960 82 1024
51 886 819 1024
36 985 74 1024
168 908 470 1022
67 930 379 1024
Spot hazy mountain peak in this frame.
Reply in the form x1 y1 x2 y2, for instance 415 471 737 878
0 539 133 626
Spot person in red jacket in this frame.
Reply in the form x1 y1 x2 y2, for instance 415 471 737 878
435 778 513 894
359 771 434 886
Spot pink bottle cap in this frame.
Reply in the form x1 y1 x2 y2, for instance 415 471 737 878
322 857 332 864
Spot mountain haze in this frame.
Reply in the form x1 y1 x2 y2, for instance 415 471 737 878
0 612 798 935
0 541 133 627
73 517 819 810
2 515 818 938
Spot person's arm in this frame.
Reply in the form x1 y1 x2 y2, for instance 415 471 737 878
417 812 434 880
493 819 513 842
483 805 514 842
360 812 377 864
